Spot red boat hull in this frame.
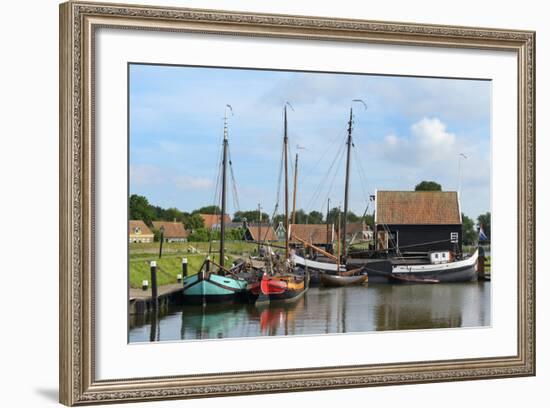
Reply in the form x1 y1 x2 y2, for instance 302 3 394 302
260 276 287 295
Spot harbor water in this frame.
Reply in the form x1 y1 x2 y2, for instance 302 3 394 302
129 281 490 342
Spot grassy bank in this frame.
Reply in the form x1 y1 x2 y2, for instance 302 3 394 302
129 253 235 288
128 241 250 288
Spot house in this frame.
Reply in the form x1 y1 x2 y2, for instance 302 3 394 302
289 223 335 248
344 222 373 243
152 221 189 242
244 223 278 242
199 213 232 230
374 190 462 253
129 220 154 243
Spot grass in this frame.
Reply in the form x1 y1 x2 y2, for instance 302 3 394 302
128 241 250 288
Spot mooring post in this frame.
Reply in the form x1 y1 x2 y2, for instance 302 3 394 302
142 279 149 291
150 260 158 310
182 257 188 278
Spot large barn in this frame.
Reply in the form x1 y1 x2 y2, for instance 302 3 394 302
374 190 462 254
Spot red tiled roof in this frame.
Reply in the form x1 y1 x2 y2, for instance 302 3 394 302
289 224 334 245
199 214 231 229
344 222 371 235
152 221 189 238
376 191 460 225
247 225 278 241
129 220 153 236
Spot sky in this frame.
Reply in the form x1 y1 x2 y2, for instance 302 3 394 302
129 64 491 220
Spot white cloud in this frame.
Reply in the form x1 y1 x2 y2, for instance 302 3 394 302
174 176 213 190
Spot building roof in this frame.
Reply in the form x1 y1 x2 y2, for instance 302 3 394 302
129 220 154 236
151 221 189 238
375 191 461 225
246 225 278 241
289 224 334 245
199 214 232 229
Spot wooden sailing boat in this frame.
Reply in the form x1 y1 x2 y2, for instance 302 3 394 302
183 105 248 304
319 207 367 287
250 103 309 305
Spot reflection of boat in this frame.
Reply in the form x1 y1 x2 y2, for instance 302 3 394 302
320 272 367 287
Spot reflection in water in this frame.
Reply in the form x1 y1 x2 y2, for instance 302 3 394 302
128 282 491 343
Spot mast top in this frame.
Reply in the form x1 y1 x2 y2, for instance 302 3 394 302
223 104 233 141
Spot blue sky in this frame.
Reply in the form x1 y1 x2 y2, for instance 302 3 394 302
129 64 491 220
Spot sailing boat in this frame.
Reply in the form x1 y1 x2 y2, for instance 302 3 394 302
248 104 309 305
182 105 248 304
319 207 367 287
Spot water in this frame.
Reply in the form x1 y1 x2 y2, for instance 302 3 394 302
129 282 491 343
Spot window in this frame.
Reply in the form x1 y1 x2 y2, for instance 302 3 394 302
134 227 141 234
435 253 439 259
450 232 459 243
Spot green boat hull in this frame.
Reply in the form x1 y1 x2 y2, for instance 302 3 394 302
183 272 247 304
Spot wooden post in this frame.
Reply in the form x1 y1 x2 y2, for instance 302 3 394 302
182 257 188 277
150 260 158 310
158 226 164 259
142 279 149 291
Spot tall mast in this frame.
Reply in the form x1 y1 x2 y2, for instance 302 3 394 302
220 104 232 269
342 107 353 259
258 203 262 255
326 198 330 248
283 105 290 260
292 152 298 225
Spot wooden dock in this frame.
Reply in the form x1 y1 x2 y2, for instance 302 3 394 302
129 283 183 315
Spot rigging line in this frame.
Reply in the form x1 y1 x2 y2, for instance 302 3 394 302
299 123 348 190
351 145 370 204
304 136 347 212
320 141 347 215
227 144 241 213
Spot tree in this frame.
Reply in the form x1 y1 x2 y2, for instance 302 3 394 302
462 213 477 246
308 210 324 224
415 181 442 191
477 212 491 242
233 210 270 223
129 194 155 225
193 205 221 215
183 213 205 231
326 207 360 226
290 209 308 224
163 207 185 222
187 227 210 242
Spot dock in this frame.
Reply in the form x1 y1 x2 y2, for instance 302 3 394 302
129 283 183 315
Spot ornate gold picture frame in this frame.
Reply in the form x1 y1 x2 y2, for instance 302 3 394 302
59 1 535 405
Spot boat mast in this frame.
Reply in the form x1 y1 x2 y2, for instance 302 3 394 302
283 105 290 260
342 107 353 259
220 104 232 269
326 197 330 248
336 207 341 275
292 152 298 225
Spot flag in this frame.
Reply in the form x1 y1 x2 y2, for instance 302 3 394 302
479 224 488 241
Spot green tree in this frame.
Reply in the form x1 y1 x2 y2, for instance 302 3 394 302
233 210 270 223
415 181 442 191
163 207 185 222
183 213 205 231
193 205 221 215
308 210 324 224
290 209 308 224
188 228 210 242
326 207 360 226
477 212 491 241
129 194 155 225
462 213 477 246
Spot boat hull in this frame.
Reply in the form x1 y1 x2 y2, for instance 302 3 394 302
182 273 247 304
319 273 368 287
348 250 479 284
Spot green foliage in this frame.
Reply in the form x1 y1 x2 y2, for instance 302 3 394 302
188 228 210 242
308 210 324 224
193 205 221 215
290 209 308 223
183 213 205 231
477 212 491 241
462 213 477 246
326 207 360 225
233 210 270 223
414 181 442 191
129 194 155 225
